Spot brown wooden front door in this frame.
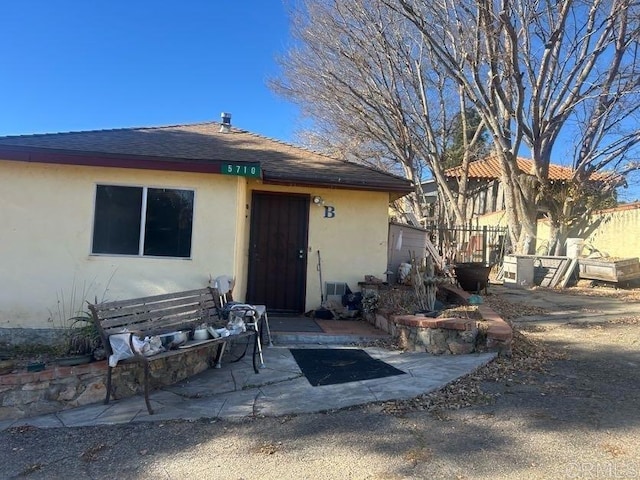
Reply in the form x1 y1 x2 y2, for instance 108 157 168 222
246 192 310 314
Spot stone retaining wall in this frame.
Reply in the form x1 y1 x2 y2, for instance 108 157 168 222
364 285 512 356
394 317 480 355
0 362 106 421
0 341 227 421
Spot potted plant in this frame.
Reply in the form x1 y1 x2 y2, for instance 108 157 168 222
55 313 104 366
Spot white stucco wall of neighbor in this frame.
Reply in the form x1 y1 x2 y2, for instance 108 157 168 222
0 160 241 329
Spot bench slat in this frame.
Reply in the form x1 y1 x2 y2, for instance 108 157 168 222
94 288 215 310
101 310 215 336
95 292 216 319
98 298 217 327
96 296 214 320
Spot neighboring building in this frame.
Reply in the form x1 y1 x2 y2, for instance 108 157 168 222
431 156 605 220
414 156 619 228
407 156 618 262
0 121 412 333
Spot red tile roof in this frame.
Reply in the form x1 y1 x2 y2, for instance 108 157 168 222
445 156 606 181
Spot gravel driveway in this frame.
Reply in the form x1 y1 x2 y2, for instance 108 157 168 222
3 285 640 479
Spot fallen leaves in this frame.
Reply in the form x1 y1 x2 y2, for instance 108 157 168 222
483 296 549 320
602 443 626 458
252 441 282 455
380 326 563 417
607 315 640 325
7 425 37 435
404 447 433 466
18 464 43 476
437 305 482 320
547 283 640 301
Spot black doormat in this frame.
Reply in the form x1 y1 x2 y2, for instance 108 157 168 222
290 348 406 386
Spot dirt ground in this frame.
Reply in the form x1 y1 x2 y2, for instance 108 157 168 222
2 284 640 479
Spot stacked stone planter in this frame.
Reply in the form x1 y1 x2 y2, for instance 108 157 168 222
364 285 512 356
0 341 224 421
393 316 480 355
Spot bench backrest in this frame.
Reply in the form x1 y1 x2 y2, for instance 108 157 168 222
89 288 220 345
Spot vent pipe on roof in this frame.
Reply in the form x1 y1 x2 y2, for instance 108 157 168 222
220 112 232 133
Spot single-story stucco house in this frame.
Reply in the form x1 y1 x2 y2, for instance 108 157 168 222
0 120 412 340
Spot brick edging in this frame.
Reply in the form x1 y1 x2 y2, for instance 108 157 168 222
0 361 107 386
391 284 513 344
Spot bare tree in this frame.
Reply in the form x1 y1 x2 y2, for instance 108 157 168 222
386 0 640 253
272 0 488 226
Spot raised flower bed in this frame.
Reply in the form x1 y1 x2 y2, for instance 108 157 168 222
362 283 512 356
578 257 640 283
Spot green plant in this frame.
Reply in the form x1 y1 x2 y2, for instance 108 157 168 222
45 274 115 359
62 313 102 356
47 272 116 329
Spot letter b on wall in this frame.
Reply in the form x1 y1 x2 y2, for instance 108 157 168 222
323 206 335 218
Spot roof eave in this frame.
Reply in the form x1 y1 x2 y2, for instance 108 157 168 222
263 175 413 195
0 144 252 175
0 144 415 196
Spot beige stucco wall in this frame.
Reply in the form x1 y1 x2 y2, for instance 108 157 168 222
476 203 640 258
240 182 390 310
583 203 640 258
0 160 242 329
2 159 392 328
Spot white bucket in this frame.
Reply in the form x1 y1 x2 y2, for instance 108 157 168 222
566 238 585 258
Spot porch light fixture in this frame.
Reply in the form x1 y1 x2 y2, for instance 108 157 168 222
312 195 324 205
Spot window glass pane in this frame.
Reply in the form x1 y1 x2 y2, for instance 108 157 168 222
143 188 193 257
92 185 142 255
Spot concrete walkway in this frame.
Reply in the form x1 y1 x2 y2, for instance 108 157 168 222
493 284 640 328
0 322 496 430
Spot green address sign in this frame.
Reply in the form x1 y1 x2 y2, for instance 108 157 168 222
221 162 262 178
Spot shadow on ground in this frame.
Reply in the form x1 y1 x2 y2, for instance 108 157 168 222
3 302 640 478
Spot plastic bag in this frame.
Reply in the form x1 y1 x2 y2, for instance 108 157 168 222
226 311 247 334
141 335 164 356
109 333 134 367
220 301 242 320
398 263 412 284
108 332 149 367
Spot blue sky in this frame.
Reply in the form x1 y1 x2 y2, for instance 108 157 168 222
0 2 299 141
1 2 637 201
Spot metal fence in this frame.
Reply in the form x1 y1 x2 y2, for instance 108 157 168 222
427 225 508 266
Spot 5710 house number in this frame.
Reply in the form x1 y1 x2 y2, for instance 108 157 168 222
221 162 262 178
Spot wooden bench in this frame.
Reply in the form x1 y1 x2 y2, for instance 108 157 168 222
89 287 260 415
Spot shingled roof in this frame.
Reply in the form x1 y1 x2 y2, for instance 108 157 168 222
0 122 412 195
445 155 609 182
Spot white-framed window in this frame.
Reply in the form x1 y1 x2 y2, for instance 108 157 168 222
91 184 194 258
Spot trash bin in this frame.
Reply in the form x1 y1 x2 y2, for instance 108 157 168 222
566 238 585 258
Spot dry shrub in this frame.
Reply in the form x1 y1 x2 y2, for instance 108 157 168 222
376 287 420 315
